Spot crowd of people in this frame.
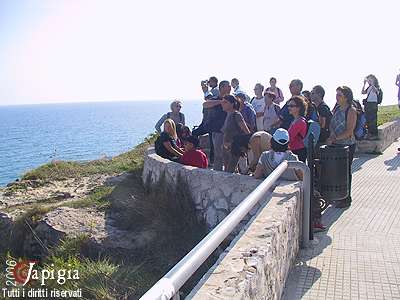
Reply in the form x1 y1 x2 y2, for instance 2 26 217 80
154 75 386 231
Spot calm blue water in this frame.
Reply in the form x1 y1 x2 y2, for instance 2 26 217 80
0 101 203 186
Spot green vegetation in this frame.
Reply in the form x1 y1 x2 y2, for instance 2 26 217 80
377 105 400 126
22 133 159 181
64 186 114 210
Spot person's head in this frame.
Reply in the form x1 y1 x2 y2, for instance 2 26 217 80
271 128 290 152
336 86 353 106
289 79 303 96
231 133 252 157
221 94 240 112
264 91 276 105
209 76 218 88
236 93 247 109
301 90 311 102
288 96 308 117
310 85 325 104
176 123 191 140
269 77 277 88
183 135 199 152
163 118 177 139
219 80 231 97
366 74 380 88
231 78 239 89
170 100 182 113
254 83 264 98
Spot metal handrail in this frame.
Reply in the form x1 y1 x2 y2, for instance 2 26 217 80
140 160 311 300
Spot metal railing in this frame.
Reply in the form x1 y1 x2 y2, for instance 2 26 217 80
140 160 311 300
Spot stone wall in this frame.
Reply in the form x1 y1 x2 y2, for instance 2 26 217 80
143 148 304 299
356 119 400 153
143 148 270 230
188 182 302 300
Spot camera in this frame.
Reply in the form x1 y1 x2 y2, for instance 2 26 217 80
201 80 209 86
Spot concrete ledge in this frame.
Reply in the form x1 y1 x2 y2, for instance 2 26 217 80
356 119 400 153
189 182 302 300
143 149 303 299
143 148 271 230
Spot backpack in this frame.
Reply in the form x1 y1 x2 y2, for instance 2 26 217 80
343 101 367 140
377 88 383 104
303 118 321 148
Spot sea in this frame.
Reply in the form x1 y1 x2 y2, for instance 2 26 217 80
0 100 203 187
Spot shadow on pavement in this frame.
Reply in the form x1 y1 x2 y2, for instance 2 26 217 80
282 264 322 300
384 152 400 171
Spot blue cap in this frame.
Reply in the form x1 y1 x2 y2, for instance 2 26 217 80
273 128 289 145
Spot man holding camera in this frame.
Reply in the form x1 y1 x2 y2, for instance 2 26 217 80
202 76 219 99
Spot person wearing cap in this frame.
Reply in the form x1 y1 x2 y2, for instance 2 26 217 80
155 100 185 133
254 128 302 180
180 136 208 169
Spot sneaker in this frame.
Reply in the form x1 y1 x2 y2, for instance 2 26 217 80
313 222 327 232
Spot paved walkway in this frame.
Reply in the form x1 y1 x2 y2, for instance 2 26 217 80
283 141 400 300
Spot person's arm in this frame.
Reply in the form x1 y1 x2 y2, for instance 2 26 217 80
335 108 357 141
361 80 369 94
155 114 167 133
295 170 303 180
203 99 222 108
319 116 326 129
254 164 264 179
163 141 183 157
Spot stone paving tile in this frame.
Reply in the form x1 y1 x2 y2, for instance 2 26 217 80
283 141 400 300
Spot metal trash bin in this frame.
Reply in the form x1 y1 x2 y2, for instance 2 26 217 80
319 144 349 201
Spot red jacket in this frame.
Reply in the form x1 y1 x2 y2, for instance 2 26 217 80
180 149 208 169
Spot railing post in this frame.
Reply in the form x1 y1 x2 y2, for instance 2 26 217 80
287 161 311 248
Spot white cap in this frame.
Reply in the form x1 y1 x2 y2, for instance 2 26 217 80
272 128 289 145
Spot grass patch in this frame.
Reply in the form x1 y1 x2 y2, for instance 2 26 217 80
22 133 158 182
64 186 114 211
377 105 400 126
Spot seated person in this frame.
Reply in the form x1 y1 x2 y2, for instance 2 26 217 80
180 136 208 169
231 131 272 173
155 119 184 161
155 100 185 133
176 123 191 148
254 128 302 180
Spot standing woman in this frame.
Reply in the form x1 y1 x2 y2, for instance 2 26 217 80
361 74 380 140
155 100 185 133
221 95 251 172
327 86 357 208
287 96 308 162
396 71 400 109
155 119 184 161
266 77 284 105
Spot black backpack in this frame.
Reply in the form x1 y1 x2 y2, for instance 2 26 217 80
377 88 383 104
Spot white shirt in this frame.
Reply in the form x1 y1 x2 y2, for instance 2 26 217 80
251 97 265 113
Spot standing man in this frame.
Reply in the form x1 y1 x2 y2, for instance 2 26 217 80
203 81 230 171
311 85 332 144
279 79 303 130
362 74 380 140
203 76 219 99
231 78 245 96
250 83 265 131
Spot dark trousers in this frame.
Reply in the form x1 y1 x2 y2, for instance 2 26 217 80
293 148 307 163
365 102 378 136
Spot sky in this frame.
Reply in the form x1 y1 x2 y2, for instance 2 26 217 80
0 0 399 108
